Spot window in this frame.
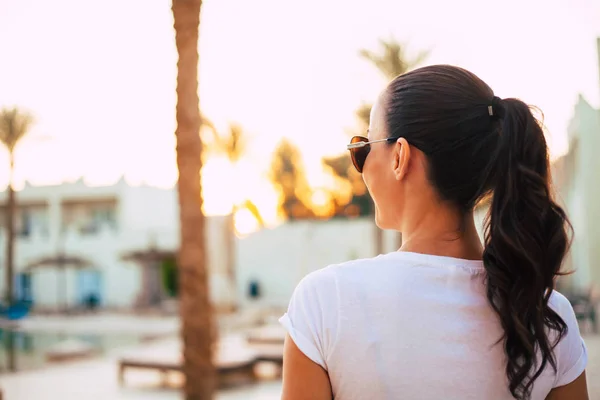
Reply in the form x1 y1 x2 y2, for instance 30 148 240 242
61 199 118 235
16 211 32 238
0 203 49 239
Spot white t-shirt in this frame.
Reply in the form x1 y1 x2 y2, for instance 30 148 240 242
280 251 587 400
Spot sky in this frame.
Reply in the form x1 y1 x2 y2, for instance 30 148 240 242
0 0 599 223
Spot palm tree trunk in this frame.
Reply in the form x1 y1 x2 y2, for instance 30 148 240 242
172 0 215 399
4 152 15 305
6 328 16 372
6 156 16 371
226 210 236 312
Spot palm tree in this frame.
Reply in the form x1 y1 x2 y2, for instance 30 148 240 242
358 38 428 81
214 123 247 311
321 154 372 217
358 38 428 252
0 107 34 305
203 122 265 310
324 39 428 254
269 139 315 220
172 0 215 398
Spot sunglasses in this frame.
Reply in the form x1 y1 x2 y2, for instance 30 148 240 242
347 135 400 173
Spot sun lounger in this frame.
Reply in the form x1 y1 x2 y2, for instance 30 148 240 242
45 339 96 362
118 337 258 386
246 324 286 345
248 343 284 365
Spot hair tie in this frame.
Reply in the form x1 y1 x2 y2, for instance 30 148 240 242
489 96 502 117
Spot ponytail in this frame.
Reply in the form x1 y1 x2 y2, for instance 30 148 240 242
384 65 573 399
483 98 571 399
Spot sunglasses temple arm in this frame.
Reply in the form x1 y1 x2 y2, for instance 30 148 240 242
347 142 367 150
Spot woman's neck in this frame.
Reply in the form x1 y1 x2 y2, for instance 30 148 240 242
399 209 483 261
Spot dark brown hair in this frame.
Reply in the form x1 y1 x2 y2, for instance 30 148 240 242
384 65 571 399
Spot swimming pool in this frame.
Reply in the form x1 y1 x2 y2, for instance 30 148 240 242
0 329 145 372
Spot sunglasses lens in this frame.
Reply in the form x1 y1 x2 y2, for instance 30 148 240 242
350 136 370 173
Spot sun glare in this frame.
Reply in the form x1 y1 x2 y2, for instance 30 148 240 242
234 208 260 236
0 0 597 223
311 189 329 208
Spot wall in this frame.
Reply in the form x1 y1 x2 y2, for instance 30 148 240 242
566 96 600 289
235 218 404 308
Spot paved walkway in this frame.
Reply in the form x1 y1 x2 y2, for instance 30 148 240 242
584 334 600 397
0 347 282 400
1 313 285 399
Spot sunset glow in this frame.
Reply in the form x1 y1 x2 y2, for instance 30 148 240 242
1 0 599 223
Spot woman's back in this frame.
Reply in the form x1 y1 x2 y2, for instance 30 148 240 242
280 251 587 399
279 65 588 399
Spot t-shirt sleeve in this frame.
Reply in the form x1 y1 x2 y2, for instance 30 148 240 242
279 267 338 370
550 291 588 388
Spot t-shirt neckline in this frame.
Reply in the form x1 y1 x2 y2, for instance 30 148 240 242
384 251 485 270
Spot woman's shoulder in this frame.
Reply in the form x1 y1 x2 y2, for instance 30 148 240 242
548 290 577 316
292 256 382 298
546 289 588 388
301 255 392 283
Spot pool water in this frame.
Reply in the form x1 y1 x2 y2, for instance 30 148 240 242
0 329 144 372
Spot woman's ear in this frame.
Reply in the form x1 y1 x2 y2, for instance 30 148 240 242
393 137 411 181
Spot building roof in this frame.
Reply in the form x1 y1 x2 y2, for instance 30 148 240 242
24 254 94 271
121 247 176 264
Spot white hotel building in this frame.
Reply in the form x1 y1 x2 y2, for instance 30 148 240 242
0 177 403 312
0 178 233 310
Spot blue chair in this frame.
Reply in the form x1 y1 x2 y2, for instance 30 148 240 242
0 302 31 320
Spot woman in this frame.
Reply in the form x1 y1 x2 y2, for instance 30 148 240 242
279 65 588 400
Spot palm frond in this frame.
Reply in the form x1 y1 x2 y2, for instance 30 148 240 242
204 121 249 163
355 103 372 128
0 107 34 152
322 154 351 180
359 38 429 80
239 199 265 228
223 123 247 163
